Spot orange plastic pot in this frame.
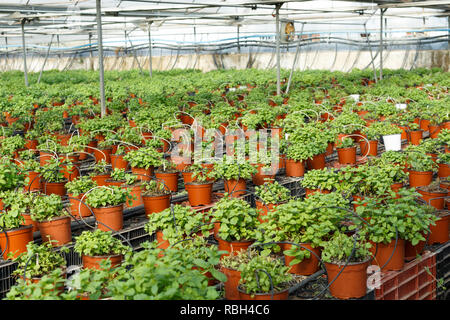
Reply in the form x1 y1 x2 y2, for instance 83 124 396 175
417 187 447 210
80 140 97 161
91 174 110 186
255 200 283 223
25 139 38 150
283 243 321 276
405 236 426 261
142 194 170 217
408 170 433 187
408 130 423 145
306 153 326 170
220 266 241 300
324 260 370 299
62 162 80 182
156 230 170 249
82 254 123 270
370 239 405 271
428 125 441 139
337 147 357 165
185 182 213 206
217 236 254 258
438 163 449 178
427 214 449 245
182 171 194 185
359 140 378 157
25 171 40 192
325 142 334 156
238 286 289 300
419 119 430 132
39 151 53 166
92 204 124 232
390 182 404 199
93 148 111 163
155 171 179 193
223 178 246 198
38 216 72 247
252 164 276 186
110 154 128 170
0 225 34 260
68 193 92 219
131 166 153 181
285 159 305 177
126 184 143 208
22 213 38 233
43 181 66 196
305 188 331 198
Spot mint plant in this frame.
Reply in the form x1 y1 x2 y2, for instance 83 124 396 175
74 230 130 257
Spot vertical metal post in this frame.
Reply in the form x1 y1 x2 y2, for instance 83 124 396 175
57 34 61 60
4 35 8 70
448 16 450 49
148 21 153 77
96 0 106 117
89 32 93 70
21 19 28 87
286 22 304 95
275 4 281 96
237 25 240 54
379 8 386 81
364 24 377 83
37 34 55 84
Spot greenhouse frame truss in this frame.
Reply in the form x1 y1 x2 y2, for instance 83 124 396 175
0 0 449 116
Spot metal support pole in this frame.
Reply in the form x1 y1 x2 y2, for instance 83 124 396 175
286 22 305 95
364 24 377 83
275 4 281 96
379 8 387 81
95 0 106 118
126 33 143 74
4 35 8 70
57 35 61 60
237 25 240 54
21 19 28 87
89 32 93 70
37 34 55 84
148 21 153 77
448 16 450 49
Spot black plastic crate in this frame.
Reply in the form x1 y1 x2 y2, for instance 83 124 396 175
277 176 304 198
434 242 450 300
0 261 18 298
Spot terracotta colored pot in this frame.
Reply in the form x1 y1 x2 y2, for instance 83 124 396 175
43 181 66 196
417 187 448 210
68 193 92 219
22 213 38 233
25 139 38 150
408 170 433 187
39 151 54 166
182 171 194 185
283 243 321 275
110 154 128 170
126 184 144 208
142 194 170 217
390 182 403 199
427 214 449 245
405 236 426 261
398 126 408 140
221 266 241 300
325 142 334 156
79 140 97 161
0 225 34 260
337 147 357 165
156 230 170 249
408 130 423 145
25 171 40 192
185 182 213 206
306 153 326 170
91 174 110 186
308 186 333 198
419 119 430 132
131 166 153 181
93 147 111 163
285 159 305 177
324 259 370 299
223 178 246 197
359 140 378 157
255 200 283 223
370 239 405 271
92 204 124 232
238 286 289 300
155 171 179 193
62 162 80 182
428 125 441 139
82 254 123 270
252 164 276 186
217 236 254 257
38 216 72 247
438 163 449 178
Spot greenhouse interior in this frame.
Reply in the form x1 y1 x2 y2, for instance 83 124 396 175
0 0 448 303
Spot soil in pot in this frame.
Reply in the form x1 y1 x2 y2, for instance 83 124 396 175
93 204 124 232
0 225 34 260
38 215 72 247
